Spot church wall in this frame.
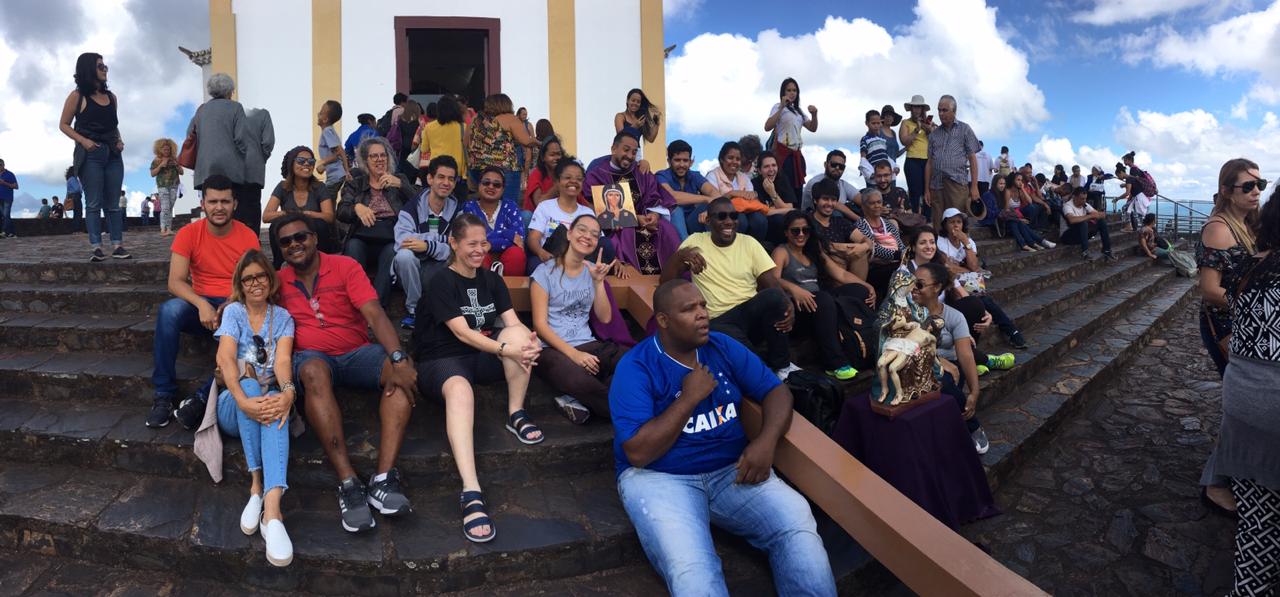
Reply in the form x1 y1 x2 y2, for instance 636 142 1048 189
232 0 315 163
574 0 643 161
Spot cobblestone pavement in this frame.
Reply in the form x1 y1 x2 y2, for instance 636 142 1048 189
963 303 1236 596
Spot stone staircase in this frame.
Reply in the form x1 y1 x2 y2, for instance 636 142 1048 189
0 215 1198 594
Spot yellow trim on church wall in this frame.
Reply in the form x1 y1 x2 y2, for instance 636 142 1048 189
209 0 237 99
639 0 666 164
312 0 343 157
546 0 577 155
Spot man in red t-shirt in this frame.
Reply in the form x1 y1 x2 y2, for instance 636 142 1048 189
273 213 418 533
149 175 262 429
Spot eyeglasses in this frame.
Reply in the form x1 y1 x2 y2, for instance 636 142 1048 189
252 335 268 364
1233 179 1269 193
479 179 504 188
788 226 810 236
294 157 316 166
278 230 314 247
572 224 600 236
828 162 846 170
97 64 109 72
367 153 388 161
241 272 270 287
709 211 736 221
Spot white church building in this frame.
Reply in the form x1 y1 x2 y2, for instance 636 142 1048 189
208 0 668 165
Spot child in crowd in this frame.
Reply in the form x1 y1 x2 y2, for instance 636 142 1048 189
860 110 889 183
316 100 351 191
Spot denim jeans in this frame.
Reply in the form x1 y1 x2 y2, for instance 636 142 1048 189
80 144 125 247
682 203 710 235
941 370 981 433
618 464 836 597
217 378 289 492
1199 309 1230 378
904 157 926 213
343 236 396 307
1006 219 1043 248
1069 218 1111 254
671 206 690 239
0 198 13 236
152 296 223 398
1021 202 1047 231
738 212 769 244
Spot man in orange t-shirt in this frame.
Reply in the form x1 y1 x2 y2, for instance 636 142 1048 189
148 174 262 429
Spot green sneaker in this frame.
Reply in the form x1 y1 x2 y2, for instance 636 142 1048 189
825 365 858 381
987 353 1016 370
976 364 991 376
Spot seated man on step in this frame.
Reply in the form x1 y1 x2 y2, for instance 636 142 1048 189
609 279 836 597
150 174 262 429
273 213 418 534
661 197 801 381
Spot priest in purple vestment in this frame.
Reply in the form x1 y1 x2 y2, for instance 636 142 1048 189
584 130 680 275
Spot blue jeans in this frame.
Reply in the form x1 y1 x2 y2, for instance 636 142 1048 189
617 464 836 597
904 157 926 213
80 144 125 247
738 211 769 244
152 296 224 399
1021 202 1046 230
1006 219 1043 248
0 198 13 236
294 343 387 394
217 378 289 492
682 203 709 234
343 236 396 307
671 206 690 239
1069 218 1111 254
1199 309 1229 378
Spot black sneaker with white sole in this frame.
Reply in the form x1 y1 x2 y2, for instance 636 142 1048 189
111 246 132 259
367 468 412 516
90 248 107 262
337 477 376 533
145 397 174 428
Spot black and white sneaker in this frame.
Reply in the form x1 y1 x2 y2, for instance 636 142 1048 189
1103 252 1118 263
337 477 376 533
1080 251 1093 261
90 248 107 262
367 468 412 516
145 397 174 428
111 246 132 259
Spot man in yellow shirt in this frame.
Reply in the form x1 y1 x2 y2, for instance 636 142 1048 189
661 197 800 380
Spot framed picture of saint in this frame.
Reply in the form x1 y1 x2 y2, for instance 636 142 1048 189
591 182 639 230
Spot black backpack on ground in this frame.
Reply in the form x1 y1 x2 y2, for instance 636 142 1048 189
787 370 845 436
832 288 880 371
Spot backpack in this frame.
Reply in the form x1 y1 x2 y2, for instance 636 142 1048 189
1134 167 1158 197
786 370 845 436
376 108 395 137
1167 246 1197 277
832 289 880 370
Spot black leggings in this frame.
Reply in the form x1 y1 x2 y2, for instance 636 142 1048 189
946 294 990 365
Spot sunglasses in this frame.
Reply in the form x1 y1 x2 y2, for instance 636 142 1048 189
914 280 935 291
97 64 109 72
788 226 810 236
479 179 504 188
1233 179 1269 193
278 230 314 247
828 162 846 170
709 211 736 221
252 335 268 364
308 297 327 327
241 272 270 287
294 157 316 166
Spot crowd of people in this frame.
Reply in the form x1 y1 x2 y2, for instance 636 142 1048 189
29 48 1276 595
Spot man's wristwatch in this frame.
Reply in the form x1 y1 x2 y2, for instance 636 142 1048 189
389 350 408 365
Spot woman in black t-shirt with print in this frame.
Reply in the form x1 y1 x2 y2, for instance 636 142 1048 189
410 213 543 544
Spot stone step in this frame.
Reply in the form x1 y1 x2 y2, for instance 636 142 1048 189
982 230 1138 280
977 276 1198 491
0 259 171 286
984 239 1143 307
0 393 612 490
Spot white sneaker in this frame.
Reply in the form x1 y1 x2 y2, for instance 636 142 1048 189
240 493 263 535
262 517 294 567
1039 240 1056 249
774 363 803 381
972 427 990 455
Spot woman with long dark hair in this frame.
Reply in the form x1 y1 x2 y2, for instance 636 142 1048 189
263 146 336 267
524 135 567 213
530 213 627 423
58 52 130 261
614 88 662 145
771 210 873 380
419 94 468 177
1000 172 1052 252
764 78 818 200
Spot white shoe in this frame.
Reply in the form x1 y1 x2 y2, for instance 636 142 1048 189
972 427 990 455
1039 240 1056 249
240 494 263 535
262 517 294 567
774 363 803 381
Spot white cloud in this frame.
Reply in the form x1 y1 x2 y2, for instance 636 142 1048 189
1070 0 1213 25
665 0 1049 147
1028 107 1280 200
0 0 206 188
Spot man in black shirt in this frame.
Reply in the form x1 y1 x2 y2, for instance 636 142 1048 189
811 178 871 281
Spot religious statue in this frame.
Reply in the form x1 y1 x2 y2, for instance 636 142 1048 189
870 267 942 408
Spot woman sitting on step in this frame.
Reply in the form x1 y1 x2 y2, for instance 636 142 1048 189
937 209 1031 349
196 249 296 567
530 214 628 424
998 172 1053 252
410 213 543 543
899 227 1019 373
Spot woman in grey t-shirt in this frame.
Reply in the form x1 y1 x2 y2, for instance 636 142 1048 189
530 214 628 423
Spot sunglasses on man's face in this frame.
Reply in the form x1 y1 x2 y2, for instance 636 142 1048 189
1233 179 1269 193
709 211 736 221
252 335 268 364
828 162 846 170
279 230 315 247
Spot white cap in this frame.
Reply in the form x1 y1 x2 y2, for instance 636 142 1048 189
942 207 964 220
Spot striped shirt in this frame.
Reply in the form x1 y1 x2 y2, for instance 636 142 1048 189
927 120 979 189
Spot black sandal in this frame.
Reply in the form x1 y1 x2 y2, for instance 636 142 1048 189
460 490 496 543
505 409 545 445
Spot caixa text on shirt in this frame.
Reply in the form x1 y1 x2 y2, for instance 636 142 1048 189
682 400 739 434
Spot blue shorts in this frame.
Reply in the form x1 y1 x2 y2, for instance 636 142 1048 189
294 343 386 394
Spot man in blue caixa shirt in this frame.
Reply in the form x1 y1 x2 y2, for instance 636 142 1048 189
609 279 835 596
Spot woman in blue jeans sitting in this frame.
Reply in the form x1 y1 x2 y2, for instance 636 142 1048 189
212 250 297 567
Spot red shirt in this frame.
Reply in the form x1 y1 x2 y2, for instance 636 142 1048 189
170 220 262 298
278 253 379 356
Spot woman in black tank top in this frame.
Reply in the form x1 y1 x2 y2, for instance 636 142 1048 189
58 52 131 262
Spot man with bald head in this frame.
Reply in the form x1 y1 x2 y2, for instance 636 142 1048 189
608 279 836 597
923 95 981 230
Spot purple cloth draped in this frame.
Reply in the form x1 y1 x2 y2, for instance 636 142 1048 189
588 280 637 348
830 390 1000 529
610 223 680 271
